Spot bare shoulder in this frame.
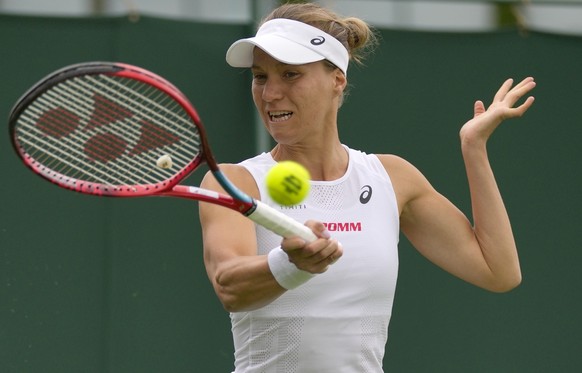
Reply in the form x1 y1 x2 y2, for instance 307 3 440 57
200 163 260 200
375 154 435 213
375 154 430 187
198 163 259 244
375 154 415 173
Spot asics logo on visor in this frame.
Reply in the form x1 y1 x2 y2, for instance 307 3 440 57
310 36 325 46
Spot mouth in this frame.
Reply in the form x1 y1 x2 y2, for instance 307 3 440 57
268 111 293 122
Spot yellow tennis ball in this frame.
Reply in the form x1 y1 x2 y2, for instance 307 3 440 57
266 161 311 206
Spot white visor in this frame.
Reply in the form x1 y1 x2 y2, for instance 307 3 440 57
226 18 349 76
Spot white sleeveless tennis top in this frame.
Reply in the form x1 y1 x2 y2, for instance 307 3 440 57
234 146 399 373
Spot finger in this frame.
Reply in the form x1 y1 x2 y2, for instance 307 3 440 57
508 96 535 118
282 220 332 253
328 242 344 264
314 240 343 266
307 241 344 273
473 100 486 117
304 220 331 239
319 255 337 273
492 78 514 103
283 235 332 262
281 236 308 253
513 76 535 90
501 88 536 114
506 79 536 104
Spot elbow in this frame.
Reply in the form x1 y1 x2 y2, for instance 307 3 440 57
215 288 270 313
220 298 241 313
215 285 244 313
486 272 522 293
214 278 283 313
504 273 523 292
216 292 236 312
213 274 265 313
218 292 248 313
214 274 244 312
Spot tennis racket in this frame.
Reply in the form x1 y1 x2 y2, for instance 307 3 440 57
9 61 316 242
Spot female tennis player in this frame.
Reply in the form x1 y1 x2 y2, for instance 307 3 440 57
199 3 536 372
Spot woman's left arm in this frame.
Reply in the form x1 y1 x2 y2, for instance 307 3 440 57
393 77 536 292
460 77 535 290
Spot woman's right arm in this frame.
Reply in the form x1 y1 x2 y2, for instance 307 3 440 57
199 164 341 312
199 164 286 312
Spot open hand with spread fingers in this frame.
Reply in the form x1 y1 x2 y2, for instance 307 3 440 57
460 77 536 148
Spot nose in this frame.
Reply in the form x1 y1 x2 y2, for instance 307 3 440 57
261 78 284 102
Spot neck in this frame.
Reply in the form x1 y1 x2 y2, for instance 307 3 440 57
271 140 348 181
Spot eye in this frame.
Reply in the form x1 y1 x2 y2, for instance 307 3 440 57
283 71 300 80
253 75 266 84
252 71 267 84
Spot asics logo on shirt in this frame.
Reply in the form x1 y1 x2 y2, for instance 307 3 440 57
360 185 372 204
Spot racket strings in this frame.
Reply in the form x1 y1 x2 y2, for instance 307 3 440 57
15 74 201 187
20 88 133 186
86 75 200 165
19 83 163 186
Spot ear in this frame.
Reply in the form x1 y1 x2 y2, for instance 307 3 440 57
333 70 348 95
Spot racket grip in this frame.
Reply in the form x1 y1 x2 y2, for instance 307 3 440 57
247 200 318 242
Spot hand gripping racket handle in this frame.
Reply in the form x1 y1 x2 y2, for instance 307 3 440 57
247 201 318 242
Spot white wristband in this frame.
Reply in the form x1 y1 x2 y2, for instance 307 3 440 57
267 247 315 290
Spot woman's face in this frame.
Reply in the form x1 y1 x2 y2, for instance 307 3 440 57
251 48 346 145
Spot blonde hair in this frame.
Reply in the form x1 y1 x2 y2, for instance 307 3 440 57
261 2 378 66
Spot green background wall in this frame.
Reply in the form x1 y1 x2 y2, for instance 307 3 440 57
0 14 580 372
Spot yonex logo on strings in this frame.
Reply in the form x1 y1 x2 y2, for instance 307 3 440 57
35 93 180 163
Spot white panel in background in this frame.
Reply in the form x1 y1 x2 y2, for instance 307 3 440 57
326 0 496 31
1 0 581 36
521 4 582 34
106 0 252 22
1 0 90 15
